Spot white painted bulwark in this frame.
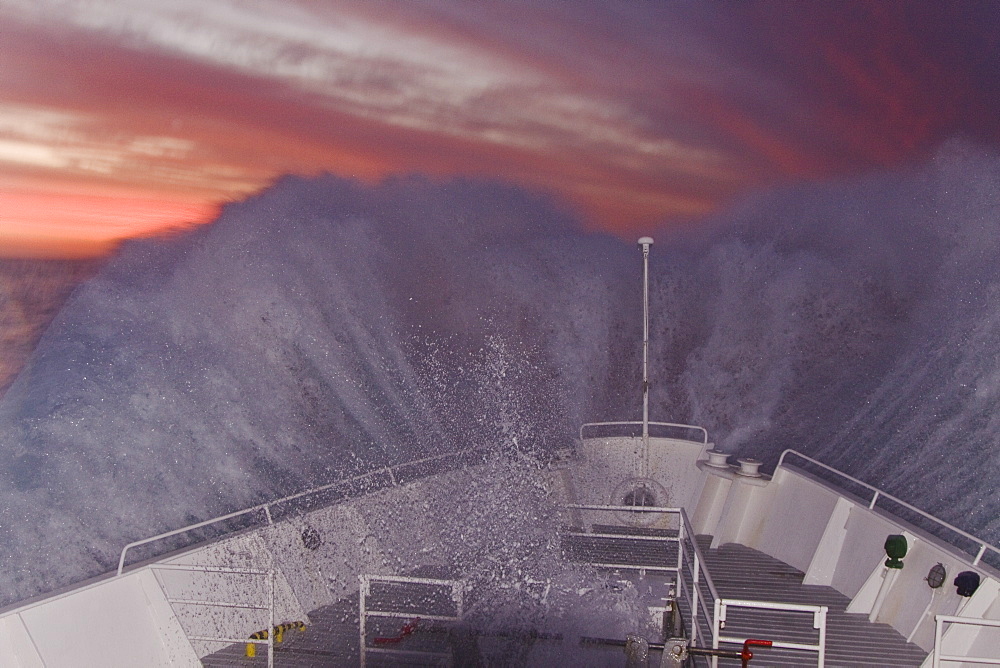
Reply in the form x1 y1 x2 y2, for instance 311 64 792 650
0 612 45 667
689 469 732 535
921 579 1000 667
963 584 1000 666
803 496 853 586
572 435 709 515
1 570 199 667
736 466 835 571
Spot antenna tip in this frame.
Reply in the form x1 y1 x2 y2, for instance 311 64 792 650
638 236 654 246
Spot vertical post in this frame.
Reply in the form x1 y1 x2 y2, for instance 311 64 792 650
816 606 827 668
868 490 880 510
677 515 685 575
638 237 654 471
692 547 702 645
360 576 368 668
933 616 943 668
712 597 721 668
268 570 275 668
454 581 464 618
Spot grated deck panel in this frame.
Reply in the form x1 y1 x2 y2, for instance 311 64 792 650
702 539 929 667
561 525 680 571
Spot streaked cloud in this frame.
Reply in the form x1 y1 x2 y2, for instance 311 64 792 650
0 0 998 256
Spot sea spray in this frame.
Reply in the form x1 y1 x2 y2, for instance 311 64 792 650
1 143 999 605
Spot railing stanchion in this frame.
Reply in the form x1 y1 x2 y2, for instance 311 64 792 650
712 597 721 668
267 569 275 668
360 576 368 668
933 616 943 668
691 546 701 645
677 515 685 575
816 606 827 668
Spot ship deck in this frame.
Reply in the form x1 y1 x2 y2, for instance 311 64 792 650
201 534 929 667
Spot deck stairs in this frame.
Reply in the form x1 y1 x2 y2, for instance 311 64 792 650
702 539 928 667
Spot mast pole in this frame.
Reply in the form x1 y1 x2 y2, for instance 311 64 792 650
639 237 654 455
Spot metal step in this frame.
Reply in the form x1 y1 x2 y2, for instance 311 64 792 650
703 538 928 667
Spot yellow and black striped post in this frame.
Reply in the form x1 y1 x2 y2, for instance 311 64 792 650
245 621 307 657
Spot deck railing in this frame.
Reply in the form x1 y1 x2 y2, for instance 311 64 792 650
778 450 1000 568
713 598 827 668
153 564 275 667
118 448 486 576
562 504 721 656
678 511 719 649
933 615 1000 667
562 503 829 667
359 574 464 668
580 421 708 443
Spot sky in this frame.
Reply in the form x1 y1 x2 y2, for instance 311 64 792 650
1 0 999 258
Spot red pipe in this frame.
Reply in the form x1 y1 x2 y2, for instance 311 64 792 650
373 617 420 645
741 638 773 667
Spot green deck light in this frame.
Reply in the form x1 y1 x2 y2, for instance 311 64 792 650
884 534 908 569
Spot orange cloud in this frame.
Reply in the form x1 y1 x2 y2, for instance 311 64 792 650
1 1 998 257
0 181 217 257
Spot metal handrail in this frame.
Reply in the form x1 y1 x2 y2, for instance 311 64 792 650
118 449 480 576
579 421 709 443
567 503 826 666
562 505 684 574
677 507 720 651
360 574 463 668
680 507 719 602
714 598 827 668
564 503 826 665
563 504 719 650
778 450 1000 567
933 615 1000 667
675 512 714 648
154 564 275 668
565 503 681 513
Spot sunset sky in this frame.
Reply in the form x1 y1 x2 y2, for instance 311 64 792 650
1 0 999 258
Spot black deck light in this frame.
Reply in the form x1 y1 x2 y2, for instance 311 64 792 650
954 570 981 597
884 534 907 568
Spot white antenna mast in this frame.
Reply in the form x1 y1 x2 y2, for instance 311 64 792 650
638 236 654 458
